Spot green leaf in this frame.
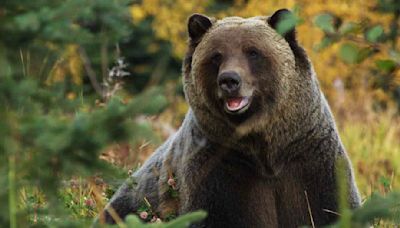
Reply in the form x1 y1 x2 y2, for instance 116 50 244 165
164 211 207 228
314 37 335 51
276 12 298 36
376 59 397 72
314 13 335 33
339 43 359 64
357 47 374 63
125 214 143 227
366 25 384 42
339 44 373 64
339 22 359 35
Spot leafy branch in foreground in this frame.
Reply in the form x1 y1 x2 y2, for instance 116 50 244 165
0 73 167 227
327 192 400 228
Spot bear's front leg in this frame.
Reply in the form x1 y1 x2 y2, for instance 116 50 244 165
95 158 161 225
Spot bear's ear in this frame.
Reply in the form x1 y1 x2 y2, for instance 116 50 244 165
188 14 212 41
268 9 310 67
267 9 296 44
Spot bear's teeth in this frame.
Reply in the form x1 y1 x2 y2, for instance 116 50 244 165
226 97 249 111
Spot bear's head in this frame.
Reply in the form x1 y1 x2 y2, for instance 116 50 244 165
183 9 322 145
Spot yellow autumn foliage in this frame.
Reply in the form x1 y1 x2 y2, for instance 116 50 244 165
129 0 399 103
47 44 83 86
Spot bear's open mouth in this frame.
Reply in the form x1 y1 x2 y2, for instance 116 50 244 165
224 97 251 114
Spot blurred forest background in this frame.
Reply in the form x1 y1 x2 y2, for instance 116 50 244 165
1 0 400 227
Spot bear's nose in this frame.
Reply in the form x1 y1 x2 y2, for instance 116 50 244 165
217 71 241 94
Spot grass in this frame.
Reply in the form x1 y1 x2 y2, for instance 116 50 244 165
17 100 400 226
340 113 400 198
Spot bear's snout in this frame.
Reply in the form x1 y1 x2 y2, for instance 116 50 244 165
217 71 242 95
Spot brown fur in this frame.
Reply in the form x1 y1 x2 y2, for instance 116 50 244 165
97 9 361 228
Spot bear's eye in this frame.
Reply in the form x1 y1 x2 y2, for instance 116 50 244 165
246 48 261 60
210 53 222 65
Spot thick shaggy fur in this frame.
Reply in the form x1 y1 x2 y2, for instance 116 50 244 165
98 9 361 227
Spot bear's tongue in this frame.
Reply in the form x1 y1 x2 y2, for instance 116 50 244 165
226 97 249 111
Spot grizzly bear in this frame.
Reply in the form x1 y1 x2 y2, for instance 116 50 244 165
98 9 361 227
